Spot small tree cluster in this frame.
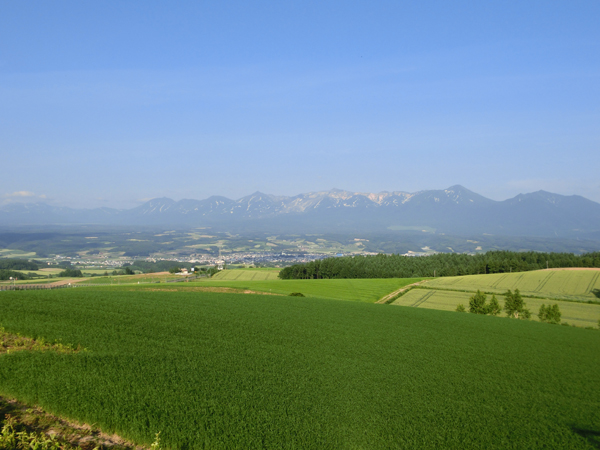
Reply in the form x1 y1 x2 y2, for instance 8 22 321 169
468 290 501 315
538 304 561 324
503 289 530 319
58 268 83 278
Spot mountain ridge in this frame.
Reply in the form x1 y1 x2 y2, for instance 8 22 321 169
1 186 599 239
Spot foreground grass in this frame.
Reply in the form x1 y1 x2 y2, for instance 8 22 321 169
0 288 599 449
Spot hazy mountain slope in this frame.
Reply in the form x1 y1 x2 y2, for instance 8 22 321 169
1 186 599 238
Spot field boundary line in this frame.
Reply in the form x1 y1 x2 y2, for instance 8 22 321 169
376 280 427 304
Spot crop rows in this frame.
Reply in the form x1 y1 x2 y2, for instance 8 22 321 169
0 288 599 449
393 288 600 327
210 269 281 281
425 269 600 302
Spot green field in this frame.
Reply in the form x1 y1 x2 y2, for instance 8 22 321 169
0 288 599 449
425 269 600 302
194 275 423 302
210 268 281 281
389 269 600 327
393 288 600 327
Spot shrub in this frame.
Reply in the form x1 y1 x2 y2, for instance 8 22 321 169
58 268 83 278
538 304 562 324
503 289 530 319
469 290 487 314
486 295 502 316
289 292 305 297
455 304 466 312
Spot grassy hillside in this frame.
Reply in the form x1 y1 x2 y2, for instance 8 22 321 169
194 276 423 302
425 269 600 302
1 288 599 449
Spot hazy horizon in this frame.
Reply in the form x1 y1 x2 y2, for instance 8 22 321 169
1 2 599 208
3 184 600 210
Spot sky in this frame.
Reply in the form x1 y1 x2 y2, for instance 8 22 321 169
1 1 599 208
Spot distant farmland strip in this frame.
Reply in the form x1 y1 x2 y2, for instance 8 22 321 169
425 270 600 303
394 270 600 327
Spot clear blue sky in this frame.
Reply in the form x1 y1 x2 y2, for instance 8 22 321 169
1 1 599 208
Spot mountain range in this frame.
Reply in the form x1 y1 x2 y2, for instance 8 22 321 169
2 185 600 239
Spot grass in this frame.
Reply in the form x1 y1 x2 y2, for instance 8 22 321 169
192 276 425 302
0 288 599 449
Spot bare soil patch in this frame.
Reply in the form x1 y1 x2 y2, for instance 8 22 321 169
0 326 85 355
0 396 145 450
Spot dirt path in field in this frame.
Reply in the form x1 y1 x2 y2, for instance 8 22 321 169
376 280 428 304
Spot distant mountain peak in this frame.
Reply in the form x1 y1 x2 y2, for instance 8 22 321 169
1 187 598 239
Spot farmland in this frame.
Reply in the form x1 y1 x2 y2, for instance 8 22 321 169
425 269 600 302
1 288 599 449
210 268 281 281
393 289 600 327
390 269 600 327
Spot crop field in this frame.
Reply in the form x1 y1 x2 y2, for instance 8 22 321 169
389 269 600 327
0 288 599 449
194 277 424 302
425 269 600 302
210 268 281 281
393 288 600 327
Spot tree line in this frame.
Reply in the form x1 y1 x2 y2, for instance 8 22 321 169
0 259 39 271
459 289 562 324
278 251 600 279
